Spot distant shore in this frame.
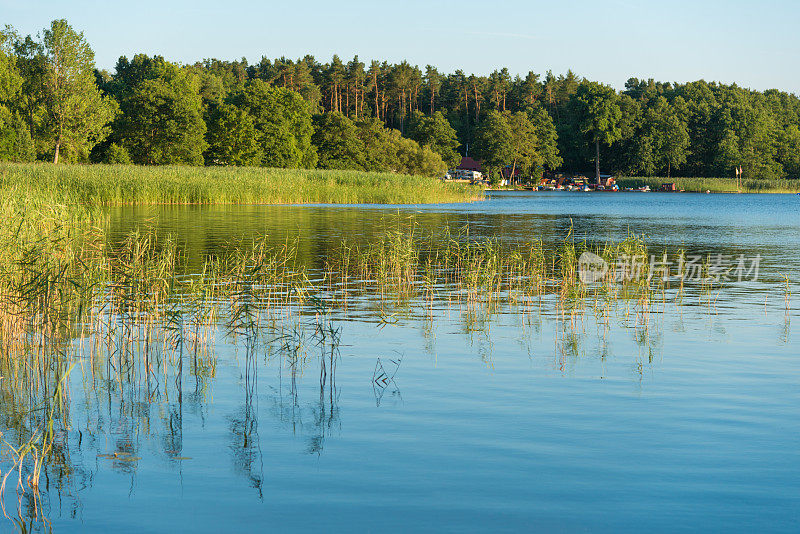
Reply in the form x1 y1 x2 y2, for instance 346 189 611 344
487 177 800 194
615 177 800 194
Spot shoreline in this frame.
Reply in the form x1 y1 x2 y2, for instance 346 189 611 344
485 187 796 194
484 177 800 195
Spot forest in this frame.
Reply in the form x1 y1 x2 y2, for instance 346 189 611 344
1 19 799 181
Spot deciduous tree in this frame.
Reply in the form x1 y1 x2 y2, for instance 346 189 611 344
112 55 206 165
312 112 364 170
205 103 261 166
572 81 622 183
407 111 460 167
41 19 115 163
231 80 317 168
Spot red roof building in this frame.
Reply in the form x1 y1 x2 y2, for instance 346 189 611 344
455 157 482 172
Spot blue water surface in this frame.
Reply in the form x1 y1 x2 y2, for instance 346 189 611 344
3 192 799 533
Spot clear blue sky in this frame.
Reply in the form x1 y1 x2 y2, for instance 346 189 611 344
3 0 798 93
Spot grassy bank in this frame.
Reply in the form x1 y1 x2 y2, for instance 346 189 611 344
0 162 484 206
617 176 800 193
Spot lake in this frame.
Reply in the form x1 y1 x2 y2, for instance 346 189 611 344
2 192 798 532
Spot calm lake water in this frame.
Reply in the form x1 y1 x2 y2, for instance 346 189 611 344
4 192 799 532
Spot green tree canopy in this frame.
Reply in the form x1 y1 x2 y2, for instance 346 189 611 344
776 124 800 177
357 118 397 172
526 105 562 172
572 81 622 183
0 28 22 110
111 55 207 165
311 114 447 176
0 28 27 161
627 96 690 177
646 96 690 177
205 103 261 166
475 109 561 182
41 19 116 163
312 112 365 170
407 110 461 167
394 135 447 177
474 110 513 179
231 80 317 168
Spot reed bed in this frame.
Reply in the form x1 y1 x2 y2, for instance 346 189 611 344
0 162 484 206
324 217 655 307
617 176 800 193
0 195 318 522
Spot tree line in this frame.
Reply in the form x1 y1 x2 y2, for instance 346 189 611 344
1 19 799 181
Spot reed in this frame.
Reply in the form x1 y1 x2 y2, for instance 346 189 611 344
0 162 484 206
784 275 791 312
323 217 660 320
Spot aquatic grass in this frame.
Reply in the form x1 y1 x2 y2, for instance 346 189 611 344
784 275 791 313
0 363 74 524
0 162 484 206
323 216 662 325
